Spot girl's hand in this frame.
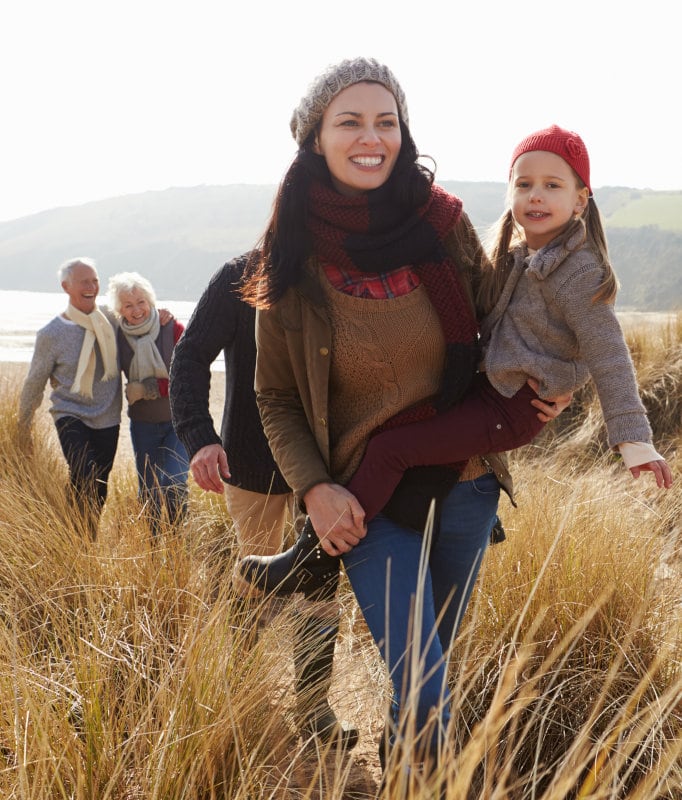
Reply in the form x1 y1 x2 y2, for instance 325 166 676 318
630 459 673 489
527 378 573 422
303 482 367 556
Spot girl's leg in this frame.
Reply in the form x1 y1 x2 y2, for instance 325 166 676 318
347 376 541 521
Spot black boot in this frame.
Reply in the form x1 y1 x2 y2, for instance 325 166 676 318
238 518 340 599
293 608 359 751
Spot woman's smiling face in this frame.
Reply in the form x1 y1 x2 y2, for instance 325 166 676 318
118 287 152 325
314 81 402 197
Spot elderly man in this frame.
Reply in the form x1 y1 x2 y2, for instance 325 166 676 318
19 257 121 539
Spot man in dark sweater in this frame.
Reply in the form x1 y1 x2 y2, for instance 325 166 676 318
168 252 358 750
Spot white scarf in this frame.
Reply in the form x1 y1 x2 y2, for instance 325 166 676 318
67 302 119 398
120 307 169 382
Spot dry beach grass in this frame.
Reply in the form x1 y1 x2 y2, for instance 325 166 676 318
0 312 680 799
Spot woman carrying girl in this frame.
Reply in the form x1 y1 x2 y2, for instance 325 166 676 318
341 124 673 519
238 59 570 773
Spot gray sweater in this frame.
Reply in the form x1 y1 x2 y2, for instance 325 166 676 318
19 309 122 432
481 237 652 448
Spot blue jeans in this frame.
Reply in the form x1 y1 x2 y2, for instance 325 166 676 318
55 416 120 538
130 420 189 533
342 472 500 757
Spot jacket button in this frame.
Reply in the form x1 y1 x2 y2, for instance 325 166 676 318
319 347 329 356
319 417 327 427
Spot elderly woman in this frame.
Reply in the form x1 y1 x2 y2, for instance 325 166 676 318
108 272 189 534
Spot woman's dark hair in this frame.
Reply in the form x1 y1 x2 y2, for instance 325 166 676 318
241 118 434 308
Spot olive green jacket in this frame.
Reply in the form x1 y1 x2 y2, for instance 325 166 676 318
254 212 514 507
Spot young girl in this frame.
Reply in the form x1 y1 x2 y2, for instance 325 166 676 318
345 124 672 522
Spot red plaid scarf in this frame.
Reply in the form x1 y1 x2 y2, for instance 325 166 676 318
308 180 479 433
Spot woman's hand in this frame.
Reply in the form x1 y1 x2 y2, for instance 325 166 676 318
630 459 673 489
527 378 573 422
303 482 367 556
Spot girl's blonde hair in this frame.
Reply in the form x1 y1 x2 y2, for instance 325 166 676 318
478 189 618 316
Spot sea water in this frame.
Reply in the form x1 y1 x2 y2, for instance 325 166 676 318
0 289 670 366
0 290 200 364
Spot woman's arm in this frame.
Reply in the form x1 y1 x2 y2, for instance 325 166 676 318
172 319 185 344
303 482 367 555
255 302 366 554
254 304 333 499
527 378 573 421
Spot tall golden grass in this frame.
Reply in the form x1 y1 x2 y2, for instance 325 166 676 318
0 312 680 799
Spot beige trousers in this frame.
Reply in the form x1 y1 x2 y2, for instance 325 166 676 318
224 484 300 596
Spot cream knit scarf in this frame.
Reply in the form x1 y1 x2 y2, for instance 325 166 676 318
120 307 169 382
67 303 119 398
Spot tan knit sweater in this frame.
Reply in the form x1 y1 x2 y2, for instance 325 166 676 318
323 279 444 484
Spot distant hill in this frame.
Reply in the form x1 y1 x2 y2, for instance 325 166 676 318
0 182 680 310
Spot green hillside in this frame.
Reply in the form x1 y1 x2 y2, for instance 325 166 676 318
600 191 682 231
0 183 679 310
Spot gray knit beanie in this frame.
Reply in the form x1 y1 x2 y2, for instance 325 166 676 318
290 56 409 147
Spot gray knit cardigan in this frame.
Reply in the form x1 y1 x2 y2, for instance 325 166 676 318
481 237 652 448
19 308 122 432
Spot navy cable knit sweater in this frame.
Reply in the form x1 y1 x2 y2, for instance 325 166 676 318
169 253 289 495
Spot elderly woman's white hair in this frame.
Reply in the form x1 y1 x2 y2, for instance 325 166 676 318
107 271 157 316
57 257 98 283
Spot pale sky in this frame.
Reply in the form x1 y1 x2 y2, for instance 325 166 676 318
2 0 679 223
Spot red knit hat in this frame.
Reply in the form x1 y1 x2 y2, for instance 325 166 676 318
510 124 592 195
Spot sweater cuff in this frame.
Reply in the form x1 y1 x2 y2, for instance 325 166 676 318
177 423 222 461
617 441 663 469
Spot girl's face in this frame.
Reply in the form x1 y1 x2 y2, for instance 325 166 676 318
118 287 152 325
510 150 589 250
314 81 402 197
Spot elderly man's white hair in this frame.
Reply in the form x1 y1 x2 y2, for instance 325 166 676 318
57 257 98 284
